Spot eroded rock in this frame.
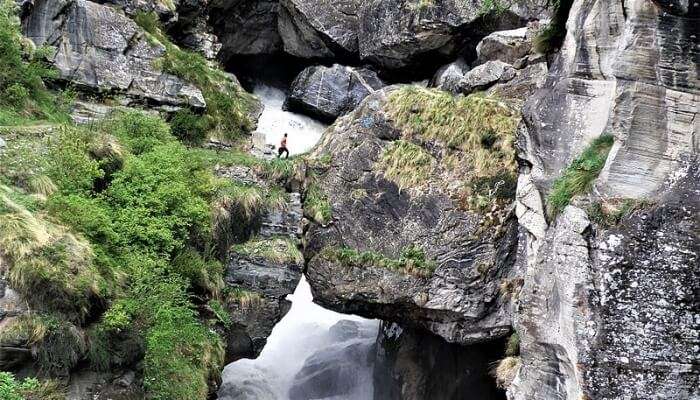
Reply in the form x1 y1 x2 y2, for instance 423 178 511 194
285 64 385 121
23 0 206 109
430 58 470 94
460 60 516 94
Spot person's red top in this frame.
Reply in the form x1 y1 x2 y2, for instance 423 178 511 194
281 137 287 148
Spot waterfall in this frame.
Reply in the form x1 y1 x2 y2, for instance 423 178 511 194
218 278 379 400
253 84 327 156
218 83 378 400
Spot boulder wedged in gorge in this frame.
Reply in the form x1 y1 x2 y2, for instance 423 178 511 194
303 87 521 345
285 64 385 121
23 0 206 108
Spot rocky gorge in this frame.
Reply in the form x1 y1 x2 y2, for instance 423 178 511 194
0 0 697 399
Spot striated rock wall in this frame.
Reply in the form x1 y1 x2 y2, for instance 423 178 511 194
512 0 699 399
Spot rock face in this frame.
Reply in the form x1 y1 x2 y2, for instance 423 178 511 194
278 0 360 59
23 0 206 109
511 162 700 400
209 0 283 60
374 323 505 400
288 320 376 400
303 88 519 345
520 0 699 199
285 64 385 121
510 1 700 399
224 250 302 361
358 0 547 70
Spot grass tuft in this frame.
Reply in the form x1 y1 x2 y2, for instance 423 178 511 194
320 245 436 278
386 86 519 211
378 140 434 190
225 287 263 310
304 183 332 225
0 371 65 400
533 0 575 54
587 198 652 227
232 237 303 265
492 356 521 389
546 135 614 218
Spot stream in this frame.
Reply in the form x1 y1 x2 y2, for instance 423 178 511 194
217 83 379 400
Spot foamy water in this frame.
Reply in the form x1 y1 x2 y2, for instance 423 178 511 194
253 84 327 156
218 278 378 399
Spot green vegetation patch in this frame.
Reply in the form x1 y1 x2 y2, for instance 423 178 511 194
378 140 434 190
224 287 263 310
587 198 652 227
232 237 303 265
0 0 72 125
0 371 64 400
546 135 614 217
134 12 257 142
386 86 519 211
320 245 436 278
304 183 332 225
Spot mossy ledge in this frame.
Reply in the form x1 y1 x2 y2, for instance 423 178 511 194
318 245 436 278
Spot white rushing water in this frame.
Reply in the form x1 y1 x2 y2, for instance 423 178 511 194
218 278 379 400
218 84 378 400
253 84 327 156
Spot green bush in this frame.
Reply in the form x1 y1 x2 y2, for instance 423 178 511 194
170 109 207 145
47 126 104 194
0 0 70 124
0 372 64 400
547 135 614 217
107 110 173 154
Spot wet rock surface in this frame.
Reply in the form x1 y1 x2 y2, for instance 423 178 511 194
374 322 506 400
209 0 282 60
288 320 376 400
285 64 385 121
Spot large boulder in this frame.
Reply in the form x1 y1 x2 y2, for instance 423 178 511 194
303 87 521 345
460 60 516 93
475 26 532 66
284 64 385 121
430 58 470 94
358 0 548 70
23 0 206 108
209 0 283 60
278 0 360 59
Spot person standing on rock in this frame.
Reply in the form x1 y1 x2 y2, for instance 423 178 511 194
278 133 290 159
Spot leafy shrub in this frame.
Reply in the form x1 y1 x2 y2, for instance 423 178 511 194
47 126 104 194
0 372 64 400
170 109 208 145
547 135 614 217
107 110 173 154
0 0 69 124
